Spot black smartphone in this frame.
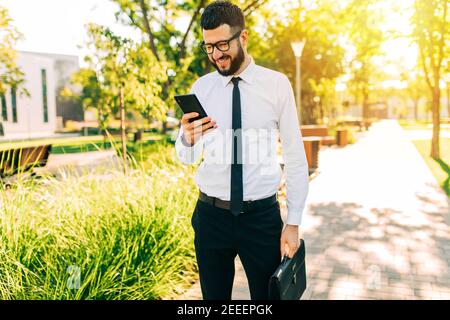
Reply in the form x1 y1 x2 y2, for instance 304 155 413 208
174 94 209 123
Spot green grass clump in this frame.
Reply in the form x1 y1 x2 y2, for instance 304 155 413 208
0 142 199 299
411 138 450 197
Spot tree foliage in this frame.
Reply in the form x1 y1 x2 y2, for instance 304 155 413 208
70 23 167 132
254 1 346 124
111 0 271 118
344 0 385 121
0 6 25 95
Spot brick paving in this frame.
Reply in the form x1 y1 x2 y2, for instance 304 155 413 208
179 119 450 300
301 120 450 300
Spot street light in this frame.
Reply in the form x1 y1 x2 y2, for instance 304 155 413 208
291 40 306 125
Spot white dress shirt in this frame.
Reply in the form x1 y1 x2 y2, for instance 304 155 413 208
175 57 309 225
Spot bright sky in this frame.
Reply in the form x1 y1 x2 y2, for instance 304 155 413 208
378 0 418 76
1 0 418 82
0 0 140 66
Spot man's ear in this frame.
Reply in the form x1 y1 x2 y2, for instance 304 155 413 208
240 29 249 48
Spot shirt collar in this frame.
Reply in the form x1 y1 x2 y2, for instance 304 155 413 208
221 56 256 87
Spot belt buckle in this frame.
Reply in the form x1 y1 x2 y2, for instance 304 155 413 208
242 199 254 214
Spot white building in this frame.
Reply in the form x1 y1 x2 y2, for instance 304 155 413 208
0 51 81 140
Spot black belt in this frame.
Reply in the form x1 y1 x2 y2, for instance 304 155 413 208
199 191 278 213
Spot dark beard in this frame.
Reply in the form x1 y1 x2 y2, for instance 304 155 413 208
210 42 245 76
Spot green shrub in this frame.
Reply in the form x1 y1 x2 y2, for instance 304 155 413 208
0 143 198 299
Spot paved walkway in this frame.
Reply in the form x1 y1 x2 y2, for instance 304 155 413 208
301 119 450 299
402 129 450 140
33 150 122 179
179 119 450 300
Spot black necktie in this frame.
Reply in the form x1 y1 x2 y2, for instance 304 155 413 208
230 77 243 216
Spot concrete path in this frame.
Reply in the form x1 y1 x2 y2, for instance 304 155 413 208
402 129 450 140
34 150 121 178
179 119 450 300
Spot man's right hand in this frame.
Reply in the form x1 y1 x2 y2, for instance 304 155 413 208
180 112 218 146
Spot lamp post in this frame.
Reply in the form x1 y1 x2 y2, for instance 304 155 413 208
291 40 306 125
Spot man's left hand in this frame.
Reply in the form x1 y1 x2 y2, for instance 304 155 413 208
280 224 300 258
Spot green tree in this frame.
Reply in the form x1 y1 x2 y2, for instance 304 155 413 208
112 0 206 131
256 1 346 124
344 0 385 123
69 68 109 134
70 24 167 166
412 0 449 160
111 0 271 125
0 6 25 98
401 69 429 121
79 23 167 120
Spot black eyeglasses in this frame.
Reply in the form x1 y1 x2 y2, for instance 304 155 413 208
200 31 241 54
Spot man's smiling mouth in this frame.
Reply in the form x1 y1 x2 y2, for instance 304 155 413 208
216 56 230 63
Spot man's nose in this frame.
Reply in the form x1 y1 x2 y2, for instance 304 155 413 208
212 47 224 60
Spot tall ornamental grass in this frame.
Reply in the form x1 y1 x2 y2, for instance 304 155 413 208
0 142 199 299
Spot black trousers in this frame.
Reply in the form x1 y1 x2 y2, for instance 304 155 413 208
191 196 283 300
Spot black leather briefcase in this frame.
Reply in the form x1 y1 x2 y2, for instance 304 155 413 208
268 239 306 300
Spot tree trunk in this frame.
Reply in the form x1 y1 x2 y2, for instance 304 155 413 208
413 99 419 122
362 88 369 128
160 80 171 134
138 0 160 61
447 84 450 118
180 0 206 59
430 86 440 160
120 87 127 173
98 107 106 148
98 107 103 136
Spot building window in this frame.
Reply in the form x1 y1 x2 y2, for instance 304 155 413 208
41 69 48 123
1 93 7 121
11 87 17 123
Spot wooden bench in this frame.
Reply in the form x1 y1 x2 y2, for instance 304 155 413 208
337 120 372 131
302 137 321 175
301 125 335 146
336 129 348 146
0 144 52 178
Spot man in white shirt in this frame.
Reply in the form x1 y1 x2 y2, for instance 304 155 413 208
175 0 309 300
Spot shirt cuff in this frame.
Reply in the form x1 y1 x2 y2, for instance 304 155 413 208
285 208 304 226
180 133 194 147
175 132 203 164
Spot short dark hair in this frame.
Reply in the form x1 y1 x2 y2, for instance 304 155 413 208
200 1 245 32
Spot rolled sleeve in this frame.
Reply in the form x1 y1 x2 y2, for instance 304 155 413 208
277 75 309 226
